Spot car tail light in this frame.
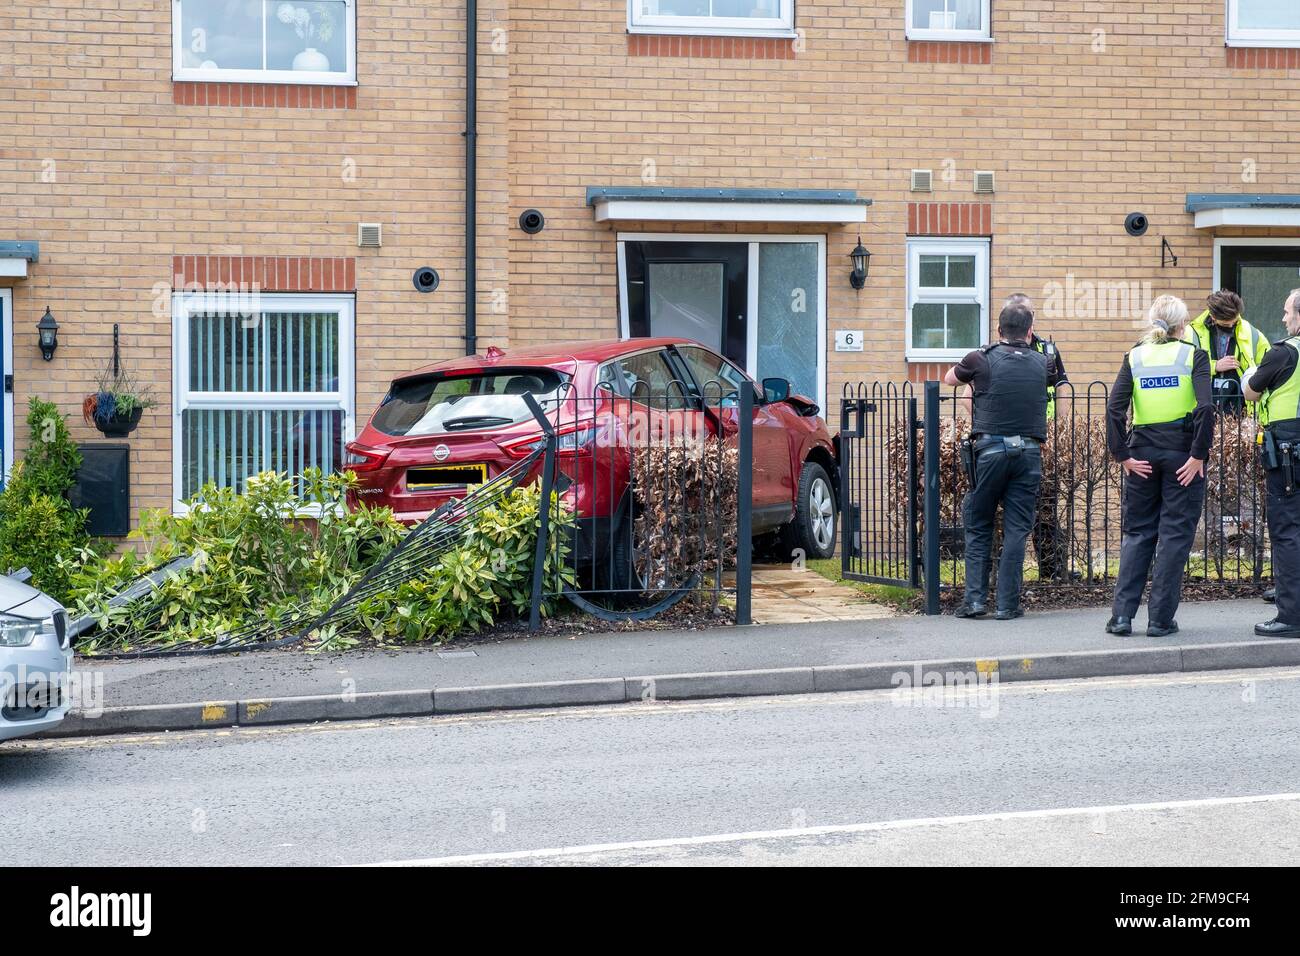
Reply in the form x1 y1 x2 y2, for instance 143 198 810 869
503 424 597 459
344 443 391 474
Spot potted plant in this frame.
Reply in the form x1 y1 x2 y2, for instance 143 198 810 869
83 361 156 438
277 3 337 72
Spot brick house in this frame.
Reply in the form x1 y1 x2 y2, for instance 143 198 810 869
4 1 1300 531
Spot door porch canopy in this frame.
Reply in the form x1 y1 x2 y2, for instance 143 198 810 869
587 186 870 224
0 242 38 279
1187 194 1300 230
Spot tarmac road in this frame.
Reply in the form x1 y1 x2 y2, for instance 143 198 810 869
4 668 1299 866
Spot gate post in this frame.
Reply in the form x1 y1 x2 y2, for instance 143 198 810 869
906 393 920 589
923 381 942 615
736 383 754 625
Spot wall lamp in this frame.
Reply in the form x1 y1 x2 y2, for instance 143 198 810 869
37 307 59 361
849 236 871 291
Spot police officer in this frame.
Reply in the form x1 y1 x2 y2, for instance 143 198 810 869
1243 287 1300 638
944 301 1062 620
1005 293 1071 582
1105 296 1213 637
1182 289 1268 415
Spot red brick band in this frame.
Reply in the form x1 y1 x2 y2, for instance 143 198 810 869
173 83 358 109
1226 47 1300 70
908 202 992 237
172 256 356 292
907 41 992 65
906 362 949 381
627 34 795 59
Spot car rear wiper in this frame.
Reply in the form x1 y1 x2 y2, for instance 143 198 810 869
442 415 514 430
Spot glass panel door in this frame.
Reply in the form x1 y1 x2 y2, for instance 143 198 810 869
1221 245 1300 344
756 241 819 402
624 241 748 367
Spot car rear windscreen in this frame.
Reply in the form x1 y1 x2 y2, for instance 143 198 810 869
370 369 570 437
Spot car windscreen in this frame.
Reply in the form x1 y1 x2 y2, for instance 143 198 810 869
369 369 571 437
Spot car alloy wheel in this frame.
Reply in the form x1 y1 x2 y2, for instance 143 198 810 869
810 476 834 553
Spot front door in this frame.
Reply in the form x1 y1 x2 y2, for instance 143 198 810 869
1221 245 1300 343
622 241 749 368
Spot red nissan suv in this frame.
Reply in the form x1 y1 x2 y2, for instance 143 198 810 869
345 338 838 571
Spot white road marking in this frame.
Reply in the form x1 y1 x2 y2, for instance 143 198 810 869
361 792 1300 867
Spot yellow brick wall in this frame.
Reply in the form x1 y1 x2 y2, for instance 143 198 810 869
506 0 1300 392
7 0 1300 530
1 0 505 527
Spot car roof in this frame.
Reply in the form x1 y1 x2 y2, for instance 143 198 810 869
395 337 701 380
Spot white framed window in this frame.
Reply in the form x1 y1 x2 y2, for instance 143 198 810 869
906 238 990 361
628 0 796 38
905 0 991 41
172 292 355 511
1227 0 1300 47
172 0 357 85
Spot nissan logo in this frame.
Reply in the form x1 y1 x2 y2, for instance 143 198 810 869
433 444 451 462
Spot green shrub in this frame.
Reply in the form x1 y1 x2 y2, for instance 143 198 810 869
355 483 577 644
72 468 405 653
0 398 88 599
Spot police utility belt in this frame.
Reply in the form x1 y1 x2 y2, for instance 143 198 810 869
959 434 1038 482
1262 428 1300 496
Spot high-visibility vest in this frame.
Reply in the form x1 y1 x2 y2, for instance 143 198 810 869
1181 311 1270 422
1262 337 1300 427
1033 337 1058 420
1129 340 1197 426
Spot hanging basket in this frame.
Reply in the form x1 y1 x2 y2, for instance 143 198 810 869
94 406 143 438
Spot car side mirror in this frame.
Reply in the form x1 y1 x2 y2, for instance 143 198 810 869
761 377 791 405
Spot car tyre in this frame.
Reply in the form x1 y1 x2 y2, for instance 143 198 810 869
779 461 837 561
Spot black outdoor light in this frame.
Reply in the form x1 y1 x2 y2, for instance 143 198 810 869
849 236 871 291
37 307 58 361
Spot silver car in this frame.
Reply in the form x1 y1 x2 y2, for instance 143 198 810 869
0 574 72 741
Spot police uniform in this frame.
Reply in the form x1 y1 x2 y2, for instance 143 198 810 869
1247 337 1300 637
1181 310 1269 416
1106 339 1213 636
951 339 1056 618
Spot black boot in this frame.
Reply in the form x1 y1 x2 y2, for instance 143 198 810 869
1255 618 1300 638
1105 616 1132 636
1263 588 1277 603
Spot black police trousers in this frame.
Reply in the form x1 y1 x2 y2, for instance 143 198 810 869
962 439 1042 612
1112 446 1204 625
1265 464 1300 626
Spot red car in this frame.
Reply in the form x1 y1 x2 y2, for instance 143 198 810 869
344 338 838 578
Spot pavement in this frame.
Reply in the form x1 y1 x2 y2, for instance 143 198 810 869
38 596 1300 738
6 666 1299 865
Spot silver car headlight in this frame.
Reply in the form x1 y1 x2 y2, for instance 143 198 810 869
0 615 42 648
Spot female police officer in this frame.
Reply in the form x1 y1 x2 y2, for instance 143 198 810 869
1105 295 1213 637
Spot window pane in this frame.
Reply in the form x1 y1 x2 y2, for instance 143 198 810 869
649 0 782 18
178 0 263 72
189 311 339 393
918 255 947 287
267 1 349 73
182 408 344 498
757 242 819 403
912 0 982 31
647 261 725 351
1237 0 1300 30
912 303 946 350
947 255 976 288
1240 264 1296 343
678 345 750 408
370 370 571 437
947 303 982 348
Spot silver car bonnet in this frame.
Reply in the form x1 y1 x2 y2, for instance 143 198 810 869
0 574 63 620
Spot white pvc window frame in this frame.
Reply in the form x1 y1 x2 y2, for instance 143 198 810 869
0 288 12 485
905 237 990 362
615 232 827 411
1227 0 1300 47
171 292 356 512
172 0 358 86
905 0 992 42
628 0 797 38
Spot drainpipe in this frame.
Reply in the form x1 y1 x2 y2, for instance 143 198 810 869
463 0 478 356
